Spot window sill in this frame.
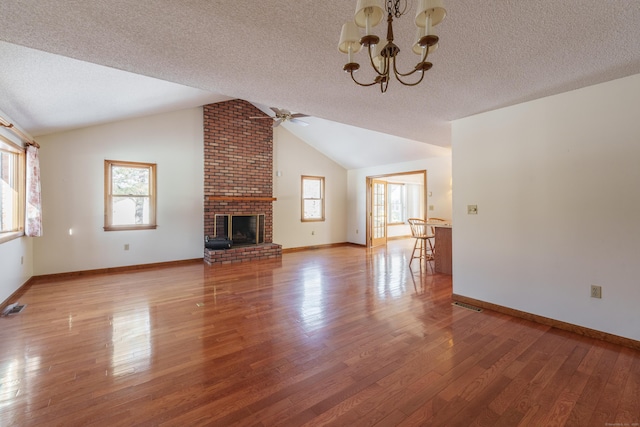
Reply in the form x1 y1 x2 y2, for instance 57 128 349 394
104 225 158 232
0 231 25 244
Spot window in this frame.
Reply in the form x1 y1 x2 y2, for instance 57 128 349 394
301 175 324 221
387 183 406 224
0 135 25 243
104 160 157 231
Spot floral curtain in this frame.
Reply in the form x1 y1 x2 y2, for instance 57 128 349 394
25 144 42 237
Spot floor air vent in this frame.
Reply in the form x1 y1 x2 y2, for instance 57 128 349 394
1 303 27 317
452 301 483 312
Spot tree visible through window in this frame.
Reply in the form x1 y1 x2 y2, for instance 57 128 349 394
104 160 157 231
301 175 325 221
0 136 25 242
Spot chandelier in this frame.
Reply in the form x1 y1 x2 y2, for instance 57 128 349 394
338 0 446 93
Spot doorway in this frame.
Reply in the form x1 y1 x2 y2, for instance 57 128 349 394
366 170 427 248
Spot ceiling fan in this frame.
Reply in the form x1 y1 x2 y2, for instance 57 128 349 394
251 107 310 128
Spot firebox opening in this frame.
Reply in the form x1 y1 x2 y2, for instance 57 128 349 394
214 214 265 246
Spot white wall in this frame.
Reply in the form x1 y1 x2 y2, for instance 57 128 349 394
0 110 33 304
347 156 452 245
452 73 640 341
273 126 348 249
388 223 411 238
0 237 32 304
34 108 204 275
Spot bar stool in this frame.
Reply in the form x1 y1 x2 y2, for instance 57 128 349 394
408 218 434 267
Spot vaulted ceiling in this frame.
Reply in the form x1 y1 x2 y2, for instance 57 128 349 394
1 1 639 168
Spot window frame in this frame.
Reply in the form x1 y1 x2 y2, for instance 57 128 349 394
104 159 157 231
0 135 25 244
301 175 325 222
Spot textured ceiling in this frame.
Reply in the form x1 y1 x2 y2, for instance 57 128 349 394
1 1 639 166
0 41 232 136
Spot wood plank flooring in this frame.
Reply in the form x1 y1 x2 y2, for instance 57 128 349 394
1 240 639 426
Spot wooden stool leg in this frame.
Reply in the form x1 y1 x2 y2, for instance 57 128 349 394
427 238 434 260
410 238 420 266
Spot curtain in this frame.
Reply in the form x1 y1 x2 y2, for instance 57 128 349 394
25 145 42 237
405 183 424 219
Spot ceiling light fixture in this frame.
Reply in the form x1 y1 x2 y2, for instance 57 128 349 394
338 0 446 93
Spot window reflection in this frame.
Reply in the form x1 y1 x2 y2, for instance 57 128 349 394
375 251 407 299
0 359 20 411
0 355 40 413
111 307 151 376
300 268 325 330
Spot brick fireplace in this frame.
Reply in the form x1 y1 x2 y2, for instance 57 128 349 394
203 99 282 264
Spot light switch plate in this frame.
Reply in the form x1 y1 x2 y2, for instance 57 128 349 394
467 205 478 215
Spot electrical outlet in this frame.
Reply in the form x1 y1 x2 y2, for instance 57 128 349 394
429 205 434 211
355 229 359 234
467 205 478 215
124 244 130 251
311 231 315 236
591 285 602 299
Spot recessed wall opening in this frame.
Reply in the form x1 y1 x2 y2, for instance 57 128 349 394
214 214 265 246
366 170 427 248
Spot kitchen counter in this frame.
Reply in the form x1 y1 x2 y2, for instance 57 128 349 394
433 225 452 274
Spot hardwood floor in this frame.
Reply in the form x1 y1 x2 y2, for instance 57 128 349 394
1 240 639 426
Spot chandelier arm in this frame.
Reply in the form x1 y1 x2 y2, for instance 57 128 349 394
379 55 391 77
379 78 389 93
366 45 386 76
414 34 438 64
392 56 422 78
394 67 428 86
349 71 381 87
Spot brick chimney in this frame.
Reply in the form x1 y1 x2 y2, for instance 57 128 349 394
203 99 281 264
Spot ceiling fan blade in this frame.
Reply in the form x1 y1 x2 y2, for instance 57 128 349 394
290 118 309 126
270 107 284 116
290 113 309 119
249 116 273 119
272 118 283 128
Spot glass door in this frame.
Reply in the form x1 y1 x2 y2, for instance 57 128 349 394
371 179 387 247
